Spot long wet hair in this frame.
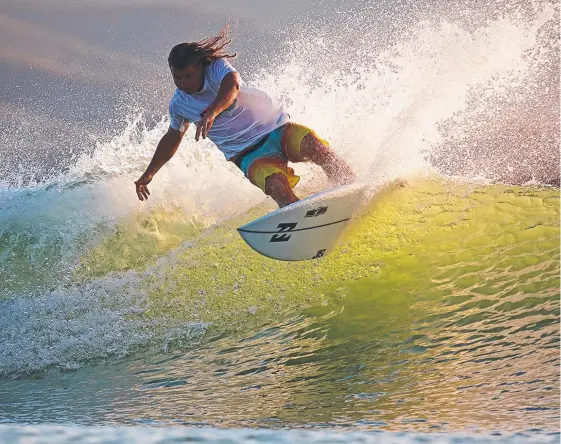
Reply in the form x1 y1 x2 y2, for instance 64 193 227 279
168 25 236 69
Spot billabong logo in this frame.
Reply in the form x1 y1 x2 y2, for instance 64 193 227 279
270 222 297 243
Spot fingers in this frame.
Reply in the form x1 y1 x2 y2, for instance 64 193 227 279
203 117 213 139
195 117 213 141
135 183 150 201
202 121 208 139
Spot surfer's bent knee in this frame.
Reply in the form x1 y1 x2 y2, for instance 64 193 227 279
264 172 289 196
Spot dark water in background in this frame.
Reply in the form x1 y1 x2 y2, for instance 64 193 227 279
0 0 559 441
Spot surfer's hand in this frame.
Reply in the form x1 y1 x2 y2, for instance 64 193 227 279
195 110 216 141
135 174 152 201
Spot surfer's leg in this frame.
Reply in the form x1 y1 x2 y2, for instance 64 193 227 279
299 134 355 185
233 125 301 208
264 172 299 208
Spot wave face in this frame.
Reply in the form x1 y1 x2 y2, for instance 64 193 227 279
0 181 558 433
0 0 558 435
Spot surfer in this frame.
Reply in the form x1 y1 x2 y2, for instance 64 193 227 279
134 27 355 208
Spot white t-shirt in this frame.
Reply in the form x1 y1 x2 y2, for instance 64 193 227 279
168 59 289 160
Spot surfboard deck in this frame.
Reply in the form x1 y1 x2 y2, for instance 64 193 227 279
237 183 367 261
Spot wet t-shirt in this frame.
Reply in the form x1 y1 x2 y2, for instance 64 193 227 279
168 59 289 160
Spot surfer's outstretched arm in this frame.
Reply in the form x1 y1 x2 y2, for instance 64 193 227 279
134 126 186 201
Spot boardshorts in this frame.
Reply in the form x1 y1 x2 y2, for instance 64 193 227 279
233 122 328 192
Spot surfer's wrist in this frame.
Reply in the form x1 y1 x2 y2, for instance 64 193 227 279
205 104 220 120
141 172 154 182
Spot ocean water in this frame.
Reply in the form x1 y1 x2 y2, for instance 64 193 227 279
0 0 559 442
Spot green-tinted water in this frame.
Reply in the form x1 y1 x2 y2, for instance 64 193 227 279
1 180 558 433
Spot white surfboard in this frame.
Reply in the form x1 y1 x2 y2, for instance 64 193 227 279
237 183 366 261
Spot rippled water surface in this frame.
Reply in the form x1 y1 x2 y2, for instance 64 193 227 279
1 181 558 437
0 1 559 440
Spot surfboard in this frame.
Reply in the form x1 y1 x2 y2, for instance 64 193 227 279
237 183 366 261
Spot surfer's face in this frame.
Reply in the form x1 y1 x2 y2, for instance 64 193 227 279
171 63 204 94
